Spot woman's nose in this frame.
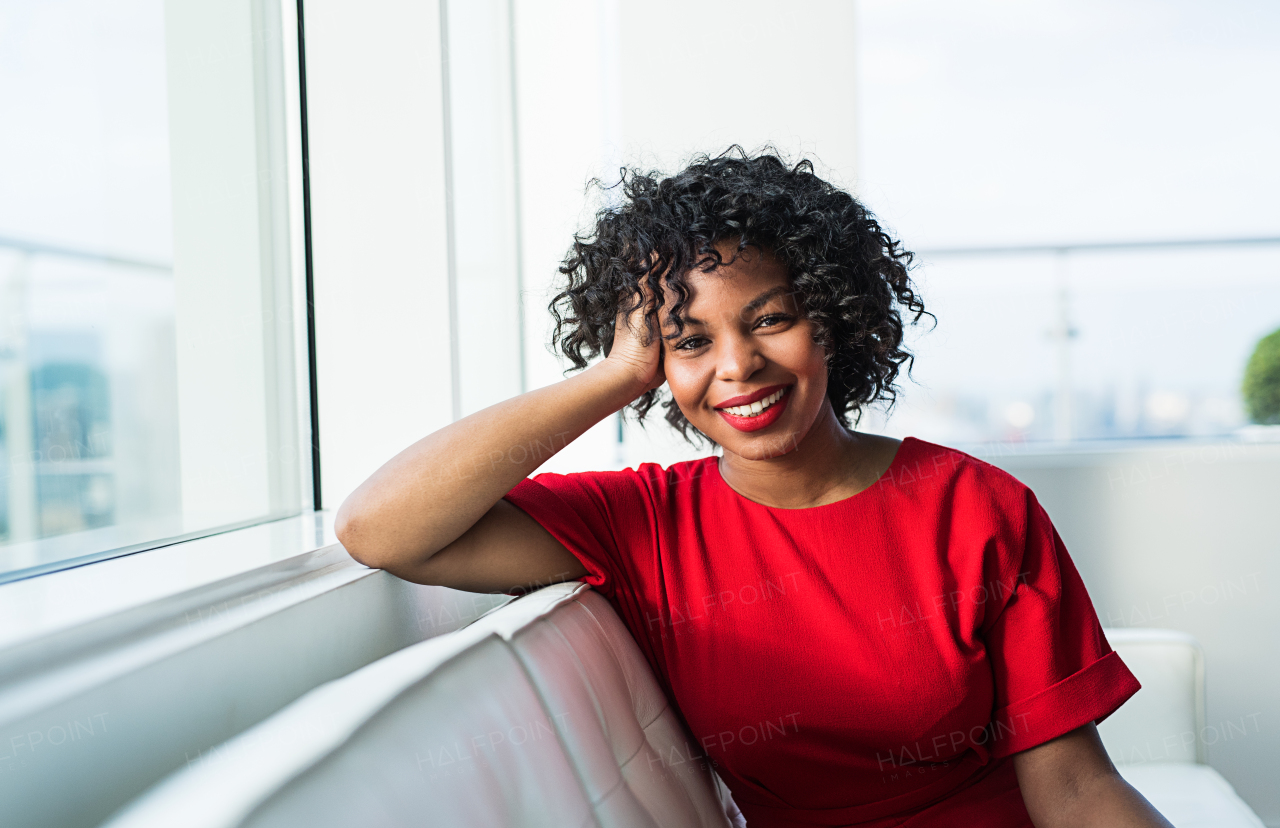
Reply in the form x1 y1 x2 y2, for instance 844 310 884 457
713 332 766 382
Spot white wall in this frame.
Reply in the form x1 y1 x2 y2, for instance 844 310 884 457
304 0 454 510
615 0 860 186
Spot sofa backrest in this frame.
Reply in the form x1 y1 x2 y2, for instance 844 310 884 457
101 582 740 828
466 583 737 827
102 586 1203 825
1099 628 1206 765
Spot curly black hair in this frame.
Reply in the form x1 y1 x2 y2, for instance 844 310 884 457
548 146 928 447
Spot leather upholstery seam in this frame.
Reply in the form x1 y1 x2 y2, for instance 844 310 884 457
576 596 671 729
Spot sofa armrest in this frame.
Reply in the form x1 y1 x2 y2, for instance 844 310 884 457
1100 628 1206 765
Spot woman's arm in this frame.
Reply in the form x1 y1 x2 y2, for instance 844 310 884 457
334 286 665 590
1013 723 1174 828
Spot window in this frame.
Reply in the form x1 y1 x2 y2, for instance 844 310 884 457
853 0 1280 446
0 0 312 583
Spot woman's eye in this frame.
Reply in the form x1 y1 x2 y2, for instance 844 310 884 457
756 313 792 328
675 337 707 351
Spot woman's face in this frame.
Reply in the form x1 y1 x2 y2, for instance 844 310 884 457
659 242 831 460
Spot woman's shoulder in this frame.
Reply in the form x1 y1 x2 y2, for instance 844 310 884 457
888 437 1035 504
889 439 1050 554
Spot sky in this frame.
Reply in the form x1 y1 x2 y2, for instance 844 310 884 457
0 0 171 262
855 0 1280 247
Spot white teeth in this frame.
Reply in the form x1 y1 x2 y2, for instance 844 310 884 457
723 387 786 417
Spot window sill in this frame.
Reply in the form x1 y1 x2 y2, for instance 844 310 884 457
0 510 339 654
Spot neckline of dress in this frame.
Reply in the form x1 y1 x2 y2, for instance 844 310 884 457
707 436 916 513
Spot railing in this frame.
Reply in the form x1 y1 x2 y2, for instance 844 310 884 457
0 234 172 273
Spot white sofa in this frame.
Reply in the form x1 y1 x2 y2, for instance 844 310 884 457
101 582 740 828
1099 628 1263 827
102 585 1262 827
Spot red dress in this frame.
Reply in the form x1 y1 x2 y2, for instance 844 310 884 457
503 437 1139 827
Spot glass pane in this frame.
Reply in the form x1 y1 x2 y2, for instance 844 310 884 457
860 246 1280 444
854 0 1280 447
0 0 310 582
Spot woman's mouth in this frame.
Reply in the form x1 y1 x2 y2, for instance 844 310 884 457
715 385 793 433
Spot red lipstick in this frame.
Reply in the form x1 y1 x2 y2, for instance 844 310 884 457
715 384 793 433
713 383 791 410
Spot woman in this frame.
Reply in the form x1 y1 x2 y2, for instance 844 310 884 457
335 149 1173 827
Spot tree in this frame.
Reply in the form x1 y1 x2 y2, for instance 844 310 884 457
1243 327 1280 425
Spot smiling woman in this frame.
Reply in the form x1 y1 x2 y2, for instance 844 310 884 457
335 148 1173 828
553 149 925 450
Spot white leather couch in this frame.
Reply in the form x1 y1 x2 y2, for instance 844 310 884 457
1099 628 1263 827
101 582 741 828
102 584 1263 827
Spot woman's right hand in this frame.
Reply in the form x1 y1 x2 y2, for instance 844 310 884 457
603 278 667 395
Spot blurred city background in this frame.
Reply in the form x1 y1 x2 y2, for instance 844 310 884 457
1 0 179 548
1 0 308 578
853 0 1280 448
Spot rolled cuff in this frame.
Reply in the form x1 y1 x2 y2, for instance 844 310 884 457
991 650 1141 758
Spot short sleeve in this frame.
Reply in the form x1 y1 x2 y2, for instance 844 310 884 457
502 470 652 601
983 490 1141 758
